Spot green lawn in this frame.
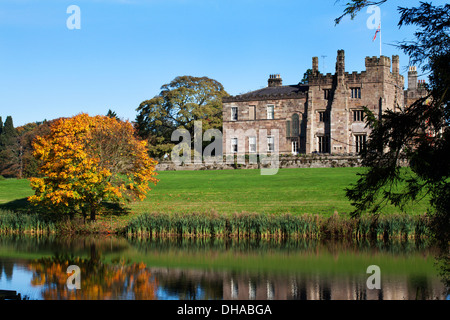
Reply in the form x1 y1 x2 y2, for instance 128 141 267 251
0 168 430 217
131 167 429 216
0 177 34 211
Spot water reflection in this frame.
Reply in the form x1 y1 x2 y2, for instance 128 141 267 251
0 235 447 300
27 256 158 300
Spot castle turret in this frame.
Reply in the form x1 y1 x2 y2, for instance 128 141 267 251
392 55 399 75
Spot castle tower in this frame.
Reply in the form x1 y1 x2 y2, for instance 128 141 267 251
392 55 400 75
329 49 349 153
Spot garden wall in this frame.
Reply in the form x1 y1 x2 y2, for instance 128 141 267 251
155 155 372 171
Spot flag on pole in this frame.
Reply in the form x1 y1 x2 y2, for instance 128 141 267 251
373 23 381 42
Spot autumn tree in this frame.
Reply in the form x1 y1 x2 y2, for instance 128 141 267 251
28 114 159 221
135 76 229 158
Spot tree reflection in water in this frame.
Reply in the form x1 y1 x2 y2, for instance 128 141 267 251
27 244 158 300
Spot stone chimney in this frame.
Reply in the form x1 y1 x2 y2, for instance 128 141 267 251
336 50 345 83
268 74 282 87
408 66 418 91
312 57 319 75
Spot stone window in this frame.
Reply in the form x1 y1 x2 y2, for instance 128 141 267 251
286 120 291 137
351 88 361 99
355 134 367 153
249 106 256 120
231 107 238 121
353 110 365 122
318 135 330 153
292 140 299 154
292 114 300 136
267 136 275 153
324 89 331 100
319 111 329 122
249 136 257 153
231 138 238 153
267 105 275 120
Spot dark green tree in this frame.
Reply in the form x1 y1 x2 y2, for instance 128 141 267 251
0 116 20 178
301 69 313 84
106 109 119 120
336 0 449 289
16 120 53 178
135 76 229 159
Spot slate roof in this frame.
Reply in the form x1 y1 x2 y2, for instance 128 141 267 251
223 84 309 102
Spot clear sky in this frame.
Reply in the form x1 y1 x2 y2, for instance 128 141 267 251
0 0 445 127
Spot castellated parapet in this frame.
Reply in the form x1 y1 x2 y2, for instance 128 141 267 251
222 50 409 156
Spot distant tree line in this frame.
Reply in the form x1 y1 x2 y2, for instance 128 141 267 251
0 116 53 179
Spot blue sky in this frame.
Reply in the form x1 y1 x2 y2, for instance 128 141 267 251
0 0 445 127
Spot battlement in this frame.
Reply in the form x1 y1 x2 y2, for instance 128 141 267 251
345 71 363 83
365 55 391 68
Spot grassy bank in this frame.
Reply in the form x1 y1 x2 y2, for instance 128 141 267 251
132 168 430 216
0 168 432 235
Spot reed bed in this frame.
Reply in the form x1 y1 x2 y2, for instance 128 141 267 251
0 209 57 234
124 212 431 241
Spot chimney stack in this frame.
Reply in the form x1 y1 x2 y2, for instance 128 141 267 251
312 57 319 75
408 66 418 91
336 50 345 84
268 74 283 87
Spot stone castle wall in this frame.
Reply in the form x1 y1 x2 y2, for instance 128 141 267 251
155 155 365 171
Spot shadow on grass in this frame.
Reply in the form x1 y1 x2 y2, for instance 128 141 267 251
0 197 33 213
100 201 131 217
0 198 131 218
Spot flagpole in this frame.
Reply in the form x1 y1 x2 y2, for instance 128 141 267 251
379 21 382 56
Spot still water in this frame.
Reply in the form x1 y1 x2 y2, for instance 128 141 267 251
0 235 447 300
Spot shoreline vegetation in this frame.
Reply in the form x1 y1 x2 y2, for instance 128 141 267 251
0 209 431 241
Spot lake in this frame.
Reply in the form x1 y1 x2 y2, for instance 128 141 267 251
0 235 447 300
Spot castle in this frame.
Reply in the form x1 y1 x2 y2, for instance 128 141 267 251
222 50 426 155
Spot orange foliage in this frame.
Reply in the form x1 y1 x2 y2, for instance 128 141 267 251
28 258 158 300
28 114 159 218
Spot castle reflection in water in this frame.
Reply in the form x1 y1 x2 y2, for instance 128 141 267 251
151 268 447 301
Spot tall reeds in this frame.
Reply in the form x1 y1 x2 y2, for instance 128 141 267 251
124 211 430 240
0 209 56 234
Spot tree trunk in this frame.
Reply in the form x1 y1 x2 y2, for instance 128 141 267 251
81 208 87 224
90 206 96 221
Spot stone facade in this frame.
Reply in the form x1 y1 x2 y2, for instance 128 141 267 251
222 50 420 156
